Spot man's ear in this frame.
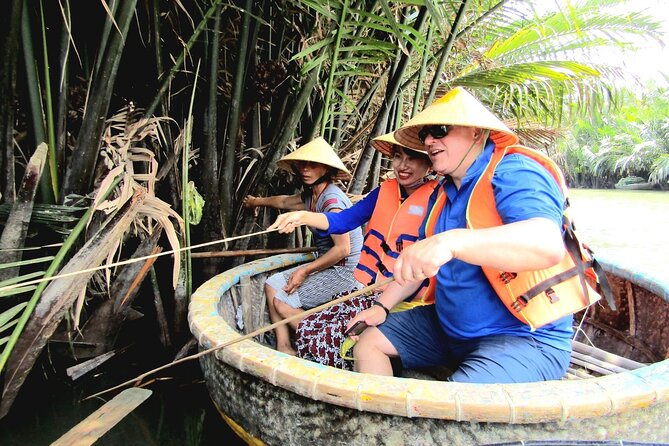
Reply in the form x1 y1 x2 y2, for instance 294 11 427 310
472 127 484 140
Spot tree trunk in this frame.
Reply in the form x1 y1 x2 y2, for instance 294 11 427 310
349 7 428 195
221 0 254 232
0 0 23 203
231 67 320 262
200 1 224 279
54 3 71 199
73 229 163 358
425 0 470 105
0 143 47 281
61 0 138 197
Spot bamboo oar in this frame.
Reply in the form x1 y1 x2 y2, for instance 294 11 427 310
85 276 394 400
0 228 279 294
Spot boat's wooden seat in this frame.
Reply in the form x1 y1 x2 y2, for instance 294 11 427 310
564 340 646 379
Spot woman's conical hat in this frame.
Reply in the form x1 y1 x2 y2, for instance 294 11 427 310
277 137 351 180
393 87 518 151
370 131 429 157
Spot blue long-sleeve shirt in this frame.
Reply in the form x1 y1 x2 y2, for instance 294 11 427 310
314 187 381 236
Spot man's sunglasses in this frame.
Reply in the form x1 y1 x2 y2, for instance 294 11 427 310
418 125 450 144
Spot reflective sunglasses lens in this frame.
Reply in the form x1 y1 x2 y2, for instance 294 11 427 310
433 125 448 139
418 127 429 144
418 125 448 144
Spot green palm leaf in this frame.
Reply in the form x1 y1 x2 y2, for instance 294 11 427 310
650 154 669 184
442 0 663 123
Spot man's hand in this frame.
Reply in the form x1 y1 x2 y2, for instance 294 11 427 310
393 233 457 285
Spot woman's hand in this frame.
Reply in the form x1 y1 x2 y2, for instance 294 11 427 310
242 195 258 208
282 267 309 294
268 211 306 233
345 304 387 340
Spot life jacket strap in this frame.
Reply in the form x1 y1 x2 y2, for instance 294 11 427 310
360 245 383 263
563 215 616 311
591 257 616 310
510 217 617 312
366 228 398 258
513 264 589 310
376 260 391 277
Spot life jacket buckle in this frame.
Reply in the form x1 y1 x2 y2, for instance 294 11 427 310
545 288 559 304
511 296 528 312
376 261 389 276
499 271 517 284
379 241 392 254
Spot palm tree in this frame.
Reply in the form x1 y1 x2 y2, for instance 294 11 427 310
557 83 669 187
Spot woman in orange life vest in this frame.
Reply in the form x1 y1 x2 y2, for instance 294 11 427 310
268 132 438 369
242 137 363 356
346 87 577 383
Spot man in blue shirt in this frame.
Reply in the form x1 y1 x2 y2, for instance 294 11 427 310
346 87 573 383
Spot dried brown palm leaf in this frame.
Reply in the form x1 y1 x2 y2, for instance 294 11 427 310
88 107 184 296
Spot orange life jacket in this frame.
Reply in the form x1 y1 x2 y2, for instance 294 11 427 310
356 179 438 307
424 144 613 330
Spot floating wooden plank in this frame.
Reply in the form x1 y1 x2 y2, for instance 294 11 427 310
66 351 117 381
50 388 152 446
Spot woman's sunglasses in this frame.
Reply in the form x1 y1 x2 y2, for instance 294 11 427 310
418 125 450 144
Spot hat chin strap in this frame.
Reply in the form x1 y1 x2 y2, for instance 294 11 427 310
443 130 490 176
299 171 333 201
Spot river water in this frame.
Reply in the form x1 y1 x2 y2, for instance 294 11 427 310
569 189 668 281
0 339 244 445
0 189 666 445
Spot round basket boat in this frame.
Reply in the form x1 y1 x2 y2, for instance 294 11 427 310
188 253 669 445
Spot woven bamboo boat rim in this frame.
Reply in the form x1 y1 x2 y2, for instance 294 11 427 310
188 253 669 424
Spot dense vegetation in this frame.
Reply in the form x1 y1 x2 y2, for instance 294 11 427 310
556 82 669 188
0 0 664 418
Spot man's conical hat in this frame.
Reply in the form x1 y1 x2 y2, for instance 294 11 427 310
277 137 351 180
370 131 429 157
394 87 518 151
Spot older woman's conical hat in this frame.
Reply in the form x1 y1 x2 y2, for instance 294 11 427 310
370 131 429 157
277 137 351 180
393 87 519 151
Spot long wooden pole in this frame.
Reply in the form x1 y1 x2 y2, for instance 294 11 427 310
85 277 394 400
0 228 278 294
190 246 314 259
